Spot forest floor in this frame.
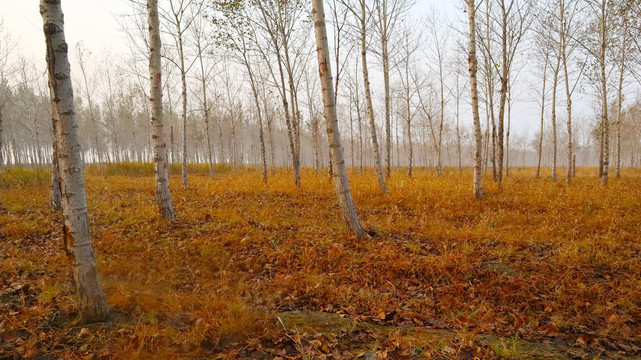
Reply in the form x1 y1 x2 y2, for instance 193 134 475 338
1 165 641 359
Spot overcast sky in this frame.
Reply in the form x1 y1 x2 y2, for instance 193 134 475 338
2 1 579 139
5 1 458 59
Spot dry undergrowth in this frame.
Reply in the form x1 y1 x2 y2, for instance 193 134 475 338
1 165 640 359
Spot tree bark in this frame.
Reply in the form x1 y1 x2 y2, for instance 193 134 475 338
551 51 561 182
148 0 176 220
40 0 109 323
456 76 462 173
256 1 300 187
559 0 573 184
51 127 62 211
466 0 483 199
178 31 189 187
196 38 215 178
312 0 369 239
360 1 389 193
537 54 548 178
506 85 511 177
242 55 268 183
615 20 626 179
467 0 483 199
382 35 391 179
437 50 445 177
496 0 509 186
600 0 609 186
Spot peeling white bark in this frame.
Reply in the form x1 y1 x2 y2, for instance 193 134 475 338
40 0 109 323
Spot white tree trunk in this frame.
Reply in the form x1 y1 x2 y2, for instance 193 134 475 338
51 129 62 210
360 1 389 193
600 0 609 186
537 54 549 178
197 39 215 178
551 53 561 182
40 0 109 323
179 34 189 187
313 0 369 239
148 0 176 220
466 0 483 199
615 20 626 179
382 36 392 179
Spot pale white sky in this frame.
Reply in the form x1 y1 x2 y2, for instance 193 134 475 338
3 0 458 64
4 0 132 61
1 0 555 139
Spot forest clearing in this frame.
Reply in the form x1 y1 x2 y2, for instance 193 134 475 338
2 166 641 359
2 0 641 358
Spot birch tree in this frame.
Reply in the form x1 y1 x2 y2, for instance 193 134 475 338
598 0 610 185
373 0 416 178
312 0 369 239
191 10 217 178
40 0 110 323
148 0 176 220
212 0 269 182
161 0 199 187
535 48 550 178
465 0 484 199
340 0 389 192
490 0 532 186
426 11 449 177
253 0 304 187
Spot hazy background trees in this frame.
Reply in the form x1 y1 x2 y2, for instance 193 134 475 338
0 0 640 188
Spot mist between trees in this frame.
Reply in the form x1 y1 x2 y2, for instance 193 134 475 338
1 0 641 175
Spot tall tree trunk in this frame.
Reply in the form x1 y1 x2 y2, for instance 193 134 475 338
41 0 109 323
496 0 509 186
560 1 573 184
600 0 609 186
407 118 413 178
456 77 462 173
304 72 321 175
179 32 189 187
382 35 391 179
197 41 215 178
551 52 561 182
350 98 355 172
598 122 604 177
537 54 549 178
360 1 389 193
266 112 275 170
506 87 511 177
243 57 268 183
312 0 369 239
437 59 445 177
484 3 497 182
467 0 483 199
615 21 626 179
357 85 364 173
148 0 176 220
270 37 299 186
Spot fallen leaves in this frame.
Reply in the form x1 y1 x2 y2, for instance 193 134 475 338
2 167 641 358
